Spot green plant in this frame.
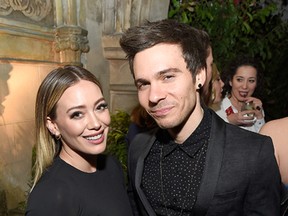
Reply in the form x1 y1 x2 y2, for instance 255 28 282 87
105 110 131 175
169 0 288 119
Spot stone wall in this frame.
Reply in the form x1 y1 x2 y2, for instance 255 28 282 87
0 62 56 213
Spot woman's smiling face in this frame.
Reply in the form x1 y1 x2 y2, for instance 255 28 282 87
47 80 110 158
229 65 257 102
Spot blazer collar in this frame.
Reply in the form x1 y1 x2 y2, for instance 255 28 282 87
194 109 226 215
134 129 158 216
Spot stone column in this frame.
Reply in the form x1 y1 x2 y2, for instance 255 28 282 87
54 26 89 66
54 0 90 66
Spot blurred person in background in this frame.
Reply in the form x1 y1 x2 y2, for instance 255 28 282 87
215 56 265 133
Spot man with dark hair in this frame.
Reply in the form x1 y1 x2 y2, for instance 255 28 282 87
120 19 281 216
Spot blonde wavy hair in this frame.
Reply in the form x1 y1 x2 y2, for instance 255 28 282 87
31 65 102 190
203 63 221 106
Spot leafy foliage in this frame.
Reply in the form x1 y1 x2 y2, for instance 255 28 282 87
169 0 288 119
105 110 131 174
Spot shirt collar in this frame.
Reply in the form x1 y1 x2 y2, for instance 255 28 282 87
157 108 211 157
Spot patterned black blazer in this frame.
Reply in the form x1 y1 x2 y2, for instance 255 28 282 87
127 109 281 216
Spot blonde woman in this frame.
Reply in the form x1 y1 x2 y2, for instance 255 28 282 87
25 66 133 216
204 63 224 108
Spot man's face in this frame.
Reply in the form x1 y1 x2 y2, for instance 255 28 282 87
133 43 205 141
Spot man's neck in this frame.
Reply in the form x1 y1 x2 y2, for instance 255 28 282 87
167 106 204 144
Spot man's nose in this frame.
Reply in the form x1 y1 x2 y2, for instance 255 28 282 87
148 83 166 104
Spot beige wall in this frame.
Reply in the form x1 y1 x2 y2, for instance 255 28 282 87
0 63 57 210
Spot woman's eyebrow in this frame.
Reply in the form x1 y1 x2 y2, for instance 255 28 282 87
66 97 105 113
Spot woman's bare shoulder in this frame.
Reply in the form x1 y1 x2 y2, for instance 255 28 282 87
260 117 288 135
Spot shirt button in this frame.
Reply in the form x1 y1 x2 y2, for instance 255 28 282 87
172 197 178 204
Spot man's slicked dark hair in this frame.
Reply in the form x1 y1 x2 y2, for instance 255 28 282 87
119 19 208 81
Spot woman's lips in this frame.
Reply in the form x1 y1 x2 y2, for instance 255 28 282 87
239 92 248 97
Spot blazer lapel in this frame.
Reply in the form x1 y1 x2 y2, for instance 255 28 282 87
133 129 158 216
194 111 226 215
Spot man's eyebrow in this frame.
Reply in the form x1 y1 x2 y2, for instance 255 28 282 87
157 68 181 77
134 78 147 85
135 67 182 84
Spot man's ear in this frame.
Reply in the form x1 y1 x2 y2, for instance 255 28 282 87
46 117 60 136
196 68 207 89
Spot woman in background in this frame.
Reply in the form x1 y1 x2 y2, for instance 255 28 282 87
214 56 265 133
25 65 133 216
204 63 224 109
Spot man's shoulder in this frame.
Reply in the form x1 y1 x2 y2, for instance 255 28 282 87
210 109 271 145
225 120 270 143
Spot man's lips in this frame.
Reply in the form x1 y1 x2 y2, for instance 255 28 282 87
150 107 172 117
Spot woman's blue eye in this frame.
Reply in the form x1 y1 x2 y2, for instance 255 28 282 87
97 103 108 111
70 112 83 119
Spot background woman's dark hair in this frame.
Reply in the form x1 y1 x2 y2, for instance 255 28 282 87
221 55 265 99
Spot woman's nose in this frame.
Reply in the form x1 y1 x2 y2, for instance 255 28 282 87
87 113 101 130
220 80 224 88
242 81 248 89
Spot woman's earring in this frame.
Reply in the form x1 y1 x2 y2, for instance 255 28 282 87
55 134 61 140
198 83 202 89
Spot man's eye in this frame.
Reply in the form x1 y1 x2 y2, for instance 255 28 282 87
97 103 108 111
70 112 83 119
137 83 149 90
163 75 174 80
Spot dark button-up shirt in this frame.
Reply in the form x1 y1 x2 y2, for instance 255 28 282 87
141 109 211 215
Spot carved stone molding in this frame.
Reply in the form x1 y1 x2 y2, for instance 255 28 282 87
0 0 52 22
103 0 170 34
102 0 170 112
55 26 90 66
